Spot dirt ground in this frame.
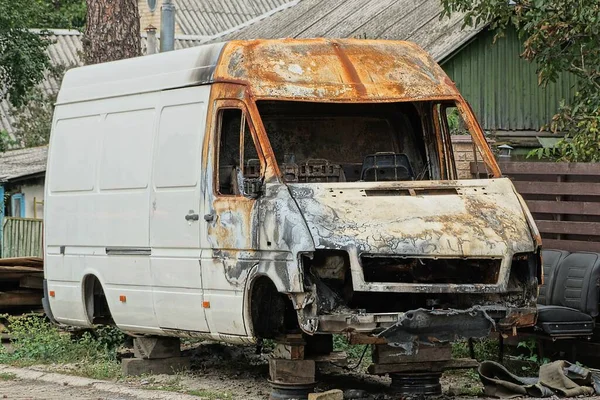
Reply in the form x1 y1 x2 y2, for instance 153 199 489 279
1 342 485 399
2 341 597 400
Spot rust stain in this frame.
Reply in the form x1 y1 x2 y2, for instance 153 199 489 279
214 38 459 102
196 38 536 343
212 38 501 179
331 40 368 97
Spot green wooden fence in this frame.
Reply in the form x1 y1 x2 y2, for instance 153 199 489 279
2 217 43 258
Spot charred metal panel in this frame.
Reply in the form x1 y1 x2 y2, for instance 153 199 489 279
202 84 312 300
378 307 494 354
215 39 458 101
213 38 501 179
288 179 535 294
197 43 537 339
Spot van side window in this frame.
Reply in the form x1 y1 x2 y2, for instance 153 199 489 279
442 106 488 179
217 108 260 195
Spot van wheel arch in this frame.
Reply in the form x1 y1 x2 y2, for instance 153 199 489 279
249 276 298 339
82 275 114 325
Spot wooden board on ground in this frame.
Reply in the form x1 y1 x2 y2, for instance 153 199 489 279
368 358 478 374
0 257 44 312
19 275 43 289
0 290 43 308
0 257 43 269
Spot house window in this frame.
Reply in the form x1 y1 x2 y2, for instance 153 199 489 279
11 194 25 218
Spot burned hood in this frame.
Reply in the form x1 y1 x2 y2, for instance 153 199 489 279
288 178 536 257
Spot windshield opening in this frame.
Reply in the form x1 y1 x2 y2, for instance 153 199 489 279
256 100 487 183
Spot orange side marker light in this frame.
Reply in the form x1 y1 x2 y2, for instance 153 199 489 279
202 301 210 309
119 295 127 303
49 291 55 297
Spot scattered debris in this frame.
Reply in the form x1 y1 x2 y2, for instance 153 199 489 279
479 360 600 398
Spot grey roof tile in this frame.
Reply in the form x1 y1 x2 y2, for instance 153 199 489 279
0 146 48 182
174 0 294 36
0 31 205 136
220 0 483 61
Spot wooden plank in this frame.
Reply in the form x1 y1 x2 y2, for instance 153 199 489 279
470 161 600 177
498 162 600 176
0 266 42 273
526 200 600 216
513 181 600 196
536 220 600 236
0 273 42 281
0 290 42 307
349 333 388 345
542 239 600 253
19 275 43 290
0 257 43 268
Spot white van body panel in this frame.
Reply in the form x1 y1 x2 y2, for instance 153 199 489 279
56 43 225 105
150 86 210 333
45 84 214 335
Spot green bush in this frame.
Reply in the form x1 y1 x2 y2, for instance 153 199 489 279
452 338 499 361
0 314 124 379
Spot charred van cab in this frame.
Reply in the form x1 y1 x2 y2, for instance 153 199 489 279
44 39 540 351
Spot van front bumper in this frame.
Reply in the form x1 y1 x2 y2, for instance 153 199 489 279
313 306 536 351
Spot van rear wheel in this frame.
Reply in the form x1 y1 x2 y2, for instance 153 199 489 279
83 275 114 325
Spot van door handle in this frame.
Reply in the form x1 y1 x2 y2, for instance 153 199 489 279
203 213 214 222
185 213 199 221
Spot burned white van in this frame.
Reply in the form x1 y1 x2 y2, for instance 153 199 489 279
43 39 541 351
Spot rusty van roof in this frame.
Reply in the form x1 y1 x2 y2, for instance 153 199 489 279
215 38 460 101
57 39 459 104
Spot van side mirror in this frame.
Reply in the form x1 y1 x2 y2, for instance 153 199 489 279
243 178 263 199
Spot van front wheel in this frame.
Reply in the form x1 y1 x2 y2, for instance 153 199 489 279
250 277 297 339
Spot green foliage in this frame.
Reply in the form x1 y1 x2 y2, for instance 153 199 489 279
0 372 16 381
10 64 69 148
452 338 499 361
332 334 370 361
0 131 16 152
37 0 87 30
551 93 600 162
0 314 124 379
440 0 600 162
0 1 51 108
526 146 561 160
0 0 85 110
516 338 549 366
447 107 470 135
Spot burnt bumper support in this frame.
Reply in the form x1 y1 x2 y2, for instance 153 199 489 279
377 307 495 353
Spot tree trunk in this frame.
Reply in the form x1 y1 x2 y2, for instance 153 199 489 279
84 0 141 65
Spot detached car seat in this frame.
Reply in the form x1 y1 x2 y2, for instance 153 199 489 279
536 251 599 337
538 250 570 306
